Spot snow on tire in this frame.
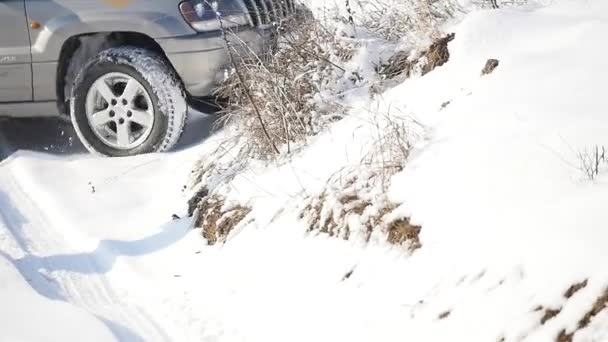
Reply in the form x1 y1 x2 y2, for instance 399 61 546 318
70 46 187 157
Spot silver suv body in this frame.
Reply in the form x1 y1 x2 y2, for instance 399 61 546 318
0 0 293 156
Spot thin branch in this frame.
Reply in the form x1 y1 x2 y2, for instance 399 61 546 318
216 14 280 155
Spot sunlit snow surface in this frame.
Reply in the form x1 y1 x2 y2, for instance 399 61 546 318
1 1 608 341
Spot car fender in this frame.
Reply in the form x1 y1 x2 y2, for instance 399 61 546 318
27 0 196 63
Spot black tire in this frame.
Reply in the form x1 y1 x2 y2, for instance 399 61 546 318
70 47 187 157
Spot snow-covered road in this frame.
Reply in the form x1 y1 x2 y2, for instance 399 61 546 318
0 113 218 341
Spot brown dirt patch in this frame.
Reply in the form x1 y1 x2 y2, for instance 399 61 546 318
556 329 572 342
438 310 451 320
540 307 561 325
556 286 608 342
564 279 588 299
577 287 608 330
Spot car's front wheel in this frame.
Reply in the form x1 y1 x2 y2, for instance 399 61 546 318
70 47 187 157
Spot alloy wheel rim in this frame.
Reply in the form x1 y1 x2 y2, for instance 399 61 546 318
85 72 155 150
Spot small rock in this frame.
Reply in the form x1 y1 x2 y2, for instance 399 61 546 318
342 269 354 281
438 310 451 319
482 58 500 75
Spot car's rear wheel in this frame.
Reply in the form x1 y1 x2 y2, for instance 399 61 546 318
70 47 187 157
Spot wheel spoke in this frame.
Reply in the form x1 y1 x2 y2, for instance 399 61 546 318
121 78 141 102
116 123 131 147
129 110 153 127
89 109 113 127
95 80 115 103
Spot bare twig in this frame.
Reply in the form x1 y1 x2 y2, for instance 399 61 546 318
216 13 280 155
577 145 607 180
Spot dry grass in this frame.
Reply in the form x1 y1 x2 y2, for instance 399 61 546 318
387 218 422 248
303 193 344 239
215 12 354 159
301 105 422 249
212 1 456 161
360 107 423 191
353 0 460 43
302 173 421 251
481 58 500 75
421 33 455 75
378 33 455 80
193 194 251 245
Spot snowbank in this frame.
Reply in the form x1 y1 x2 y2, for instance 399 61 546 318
188 1 608 340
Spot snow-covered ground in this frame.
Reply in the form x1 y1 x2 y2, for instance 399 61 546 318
1 0 608 341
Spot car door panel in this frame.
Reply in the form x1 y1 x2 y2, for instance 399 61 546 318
0 0 32 102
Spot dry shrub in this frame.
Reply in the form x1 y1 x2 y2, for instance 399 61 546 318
193 194 251 245
300 107 422 249
378 33 455 80
353 0 461 43
577 145 607 180
211 1 455 160
362 107 424 186
215 12 357 159
186 140 254 246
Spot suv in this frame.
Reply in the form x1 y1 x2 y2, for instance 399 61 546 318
0 0 293 156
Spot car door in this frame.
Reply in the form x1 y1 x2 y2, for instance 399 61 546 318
0 0 32 102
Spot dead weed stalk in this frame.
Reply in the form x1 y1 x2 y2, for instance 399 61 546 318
215 12 354 159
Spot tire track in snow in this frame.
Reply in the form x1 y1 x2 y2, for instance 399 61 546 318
0 172 174 341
